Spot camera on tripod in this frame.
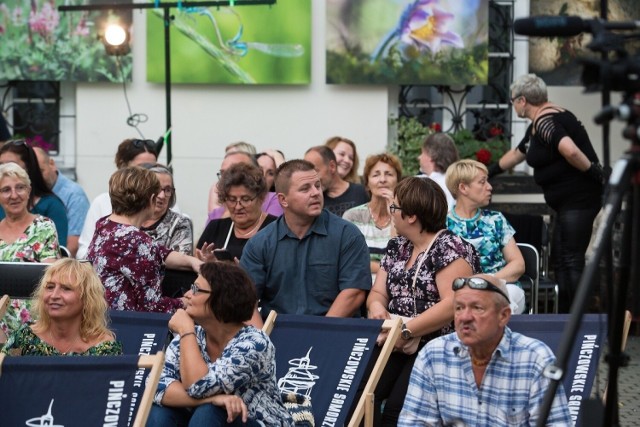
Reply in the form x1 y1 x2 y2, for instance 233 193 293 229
581 55 640 93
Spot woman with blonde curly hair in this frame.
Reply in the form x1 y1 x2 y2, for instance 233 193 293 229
2 258 123 356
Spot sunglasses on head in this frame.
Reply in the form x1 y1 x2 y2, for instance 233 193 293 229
131 139 156 152
452 277 510 303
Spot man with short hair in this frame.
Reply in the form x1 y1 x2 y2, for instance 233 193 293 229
240 159 371 327
399 274 571 426
34 147 90 257
304 146 368 218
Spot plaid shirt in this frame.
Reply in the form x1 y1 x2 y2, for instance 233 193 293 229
399 327 571 426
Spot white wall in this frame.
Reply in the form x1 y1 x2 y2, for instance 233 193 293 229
73 0 628 238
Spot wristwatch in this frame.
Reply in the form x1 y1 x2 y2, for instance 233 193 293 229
401 323 413 340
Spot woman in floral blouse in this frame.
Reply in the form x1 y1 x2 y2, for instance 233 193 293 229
366 177 480 426
0 162 59 338
2 258 122 356
87 166 202 313
445 159 526 313
147 261 293 427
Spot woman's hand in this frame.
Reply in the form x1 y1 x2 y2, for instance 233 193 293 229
169 308 195 336
209 394 248 423
367 301 390 320
195 242 217 262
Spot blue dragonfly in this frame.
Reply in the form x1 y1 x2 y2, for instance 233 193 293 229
185 6 304 58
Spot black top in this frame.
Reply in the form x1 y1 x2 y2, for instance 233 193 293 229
517 109 602 210
324 183 370 218
196 215 277 260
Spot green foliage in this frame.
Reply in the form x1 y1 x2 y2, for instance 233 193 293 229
327 43 489 85
0 1 131 82
389 117 509 176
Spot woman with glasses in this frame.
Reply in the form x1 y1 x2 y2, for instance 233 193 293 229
364 177 480 426
87 167 202 313
490 74 604 313
147 261 293 427
77 138 158 259
140 163 193 255
0 162 59 340
2 258 122 356
196 163 276 262
0 140 68 247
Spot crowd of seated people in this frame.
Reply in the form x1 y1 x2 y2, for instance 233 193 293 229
0 131 575 427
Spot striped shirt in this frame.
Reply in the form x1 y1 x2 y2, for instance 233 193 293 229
399 327 571 426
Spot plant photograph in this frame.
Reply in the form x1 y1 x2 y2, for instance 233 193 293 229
146 0 311 85
326 0 489 85
0 0 133 82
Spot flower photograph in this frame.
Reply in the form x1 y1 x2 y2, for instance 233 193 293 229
146 0 311 85
0 0 133 82
326 0 489 85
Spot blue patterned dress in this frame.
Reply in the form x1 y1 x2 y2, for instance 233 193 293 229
446 208 515 275
154 325 293 426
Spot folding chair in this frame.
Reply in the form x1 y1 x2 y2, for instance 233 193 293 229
509 314 606 426
0 352 164 427
517 243 539 314
108 310 172 355
263 311 402 427
0 261 48 297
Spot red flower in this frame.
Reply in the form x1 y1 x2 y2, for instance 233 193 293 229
429 122 442 132
489 126 503 137
475 148 491 165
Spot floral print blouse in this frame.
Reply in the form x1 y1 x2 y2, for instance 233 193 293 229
0 215 59 262
87 217 182 313
0 215 59 340
380 230 481 336
446 208 515 275
141 210 194 255
2 323 123 356
155 325 294 427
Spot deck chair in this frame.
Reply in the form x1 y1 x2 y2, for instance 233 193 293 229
0 261 48 297
108 310 172 355
263 311 402 427
510 313 607 426
0 352 164 427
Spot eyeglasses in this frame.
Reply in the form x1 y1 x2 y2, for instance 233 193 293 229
132 139 156 151
159 186 175 196
389 203 402 214
452 277 510 303
8 139 28 147
0 184 30 198
190 283 211 295
510 95 522 104
225 195 258 207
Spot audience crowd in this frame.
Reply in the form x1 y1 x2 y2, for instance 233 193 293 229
0 73 602 425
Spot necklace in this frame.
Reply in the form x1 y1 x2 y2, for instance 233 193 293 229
235 212 264 237
368 204 391 229
471 355 492 367
49 330 79 355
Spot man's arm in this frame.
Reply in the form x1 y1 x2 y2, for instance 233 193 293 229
326 288 365 317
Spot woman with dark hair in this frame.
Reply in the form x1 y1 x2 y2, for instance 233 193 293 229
197 163 277 262
2 258 122 356
140 163 193 255
87 167 201 313
325 136 360 184
365 177 480 426
147 261 293 427
77 138 158 259
0 140 68 246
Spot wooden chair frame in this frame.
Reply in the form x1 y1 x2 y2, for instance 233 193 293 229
263 311 402 427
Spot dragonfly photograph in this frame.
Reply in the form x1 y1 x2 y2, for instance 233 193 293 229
146 0 311 85
326 0 489 85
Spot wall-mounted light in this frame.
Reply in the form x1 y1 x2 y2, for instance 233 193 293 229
102 23 130 56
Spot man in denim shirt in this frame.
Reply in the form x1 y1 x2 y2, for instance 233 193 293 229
241 159 371 327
